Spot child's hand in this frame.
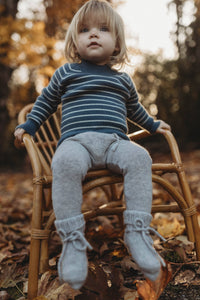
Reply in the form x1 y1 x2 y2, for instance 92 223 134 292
156 120 171 134
14 128 26 143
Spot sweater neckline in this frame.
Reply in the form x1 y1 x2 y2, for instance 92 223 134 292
80 60 115 74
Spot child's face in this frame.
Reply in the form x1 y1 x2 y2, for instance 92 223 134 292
76 19 118 65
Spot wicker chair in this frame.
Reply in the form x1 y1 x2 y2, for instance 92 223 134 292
15 103 200 299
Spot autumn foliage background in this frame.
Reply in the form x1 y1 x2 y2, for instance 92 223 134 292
1 0 200 299
1 0 200 168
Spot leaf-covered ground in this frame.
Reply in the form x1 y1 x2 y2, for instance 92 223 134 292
1 150 200 300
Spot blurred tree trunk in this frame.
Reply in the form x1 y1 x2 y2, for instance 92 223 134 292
134 0 200 148
0 0 19 167
169 0 200 143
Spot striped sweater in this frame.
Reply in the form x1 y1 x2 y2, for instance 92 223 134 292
18 60 160 146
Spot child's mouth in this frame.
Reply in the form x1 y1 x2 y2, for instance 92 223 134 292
88 42 100 47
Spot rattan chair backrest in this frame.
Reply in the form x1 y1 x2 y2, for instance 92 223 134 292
18 104 61 175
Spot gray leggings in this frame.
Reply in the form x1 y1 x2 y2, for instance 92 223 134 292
52 132 152 220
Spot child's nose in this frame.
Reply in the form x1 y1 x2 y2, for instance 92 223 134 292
89 28 99 38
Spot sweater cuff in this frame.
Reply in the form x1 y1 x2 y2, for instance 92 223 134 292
16 119 40 136
150 120 160 133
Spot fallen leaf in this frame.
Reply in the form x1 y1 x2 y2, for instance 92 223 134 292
83 262 123 300
0 262 27 288
135 280 156 300
175 235 194 252
157 217 185 239
174 269 196 285
96 216 114 235
0 290 10 300
124 290 138 300
46 282 81 300
121 256 139 273
135 261 172 300
38 271 81 300
174 245 187 261
99 242 109 256
33 297 48 300
84 262 110 294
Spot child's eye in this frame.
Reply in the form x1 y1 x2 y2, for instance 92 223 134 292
100 26 109 32
80 27 88 33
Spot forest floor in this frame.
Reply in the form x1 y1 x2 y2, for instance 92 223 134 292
0 150 200 299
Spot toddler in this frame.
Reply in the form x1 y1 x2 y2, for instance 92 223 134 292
14 0 171 290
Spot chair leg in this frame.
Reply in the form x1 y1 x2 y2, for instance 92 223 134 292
28 239 41 299
184 215 195 242
178 169 200 259
191 215 200 260
27 184 43 299
40 239 50 273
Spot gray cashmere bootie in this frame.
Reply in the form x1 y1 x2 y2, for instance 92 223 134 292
124 210 166 281
55 214 92 290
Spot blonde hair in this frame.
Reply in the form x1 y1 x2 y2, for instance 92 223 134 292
64 0 128 67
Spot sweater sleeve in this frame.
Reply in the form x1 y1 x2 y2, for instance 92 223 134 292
125 74 160 134
16 67 63 136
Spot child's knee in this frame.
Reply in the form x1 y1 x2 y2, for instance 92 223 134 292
138 147 152 166
52 143 90 177
126 146 152 170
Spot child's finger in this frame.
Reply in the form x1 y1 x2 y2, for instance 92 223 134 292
14 128 25 142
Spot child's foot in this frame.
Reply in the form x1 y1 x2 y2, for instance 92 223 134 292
58 230 92 289
124 210 166 281
55 215 92 289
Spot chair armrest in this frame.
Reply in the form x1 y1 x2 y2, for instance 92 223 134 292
21 133 43 177
127 129 151 141
14 137 24 149
128 129 182 164
162 130 182 164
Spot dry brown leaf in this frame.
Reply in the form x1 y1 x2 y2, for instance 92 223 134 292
0 262 27 288
0 290 10 300
174 245 187 261
84 262 123 300
121 256 139 272
33 297 48 300
124 290 138 300
176 235 194 250
46 283 81 300
157 217 185 239
84 262 110 293
38 271 81 300
99 241 109 256
135 280 156 300
135 261 172 300
174 269 196 285
0 251 11 264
